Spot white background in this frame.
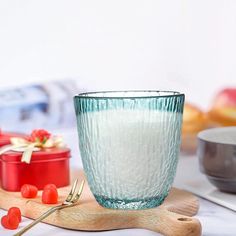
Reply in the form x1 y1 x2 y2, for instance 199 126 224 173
0 0 236 110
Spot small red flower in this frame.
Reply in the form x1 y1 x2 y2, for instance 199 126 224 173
28 129 51 144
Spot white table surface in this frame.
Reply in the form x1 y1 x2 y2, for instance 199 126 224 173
0 129 236 236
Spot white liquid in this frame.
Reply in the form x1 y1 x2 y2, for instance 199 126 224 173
79 110 182 199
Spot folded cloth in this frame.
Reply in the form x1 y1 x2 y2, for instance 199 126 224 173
0 79 80 132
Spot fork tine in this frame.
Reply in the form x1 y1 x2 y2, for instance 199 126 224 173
71 180 85 203
65 179 78 202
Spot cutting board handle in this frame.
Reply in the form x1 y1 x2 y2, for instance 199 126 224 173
138 208 202 236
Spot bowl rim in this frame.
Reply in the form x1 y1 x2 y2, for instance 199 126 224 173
74 90 185 99
198 126 236 146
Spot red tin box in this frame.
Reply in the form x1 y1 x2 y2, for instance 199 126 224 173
0 148 70 191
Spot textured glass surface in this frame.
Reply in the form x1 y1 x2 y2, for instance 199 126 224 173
74 91 185 210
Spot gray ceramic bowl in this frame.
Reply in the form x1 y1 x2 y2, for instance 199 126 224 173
197 127 236 193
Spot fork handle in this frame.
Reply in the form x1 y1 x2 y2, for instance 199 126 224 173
14 205 63 236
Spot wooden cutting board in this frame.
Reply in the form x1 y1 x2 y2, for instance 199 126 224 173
0 170 201 236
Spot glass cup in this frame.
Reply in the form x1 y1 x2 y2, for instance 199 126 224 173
74 91 185 210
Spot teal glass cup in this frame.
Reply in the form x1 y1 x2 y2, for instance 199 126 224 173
74 91 185 210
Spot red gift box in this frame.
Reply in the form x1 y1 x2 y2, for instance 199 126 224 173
0 131 27 188
0 148 70 191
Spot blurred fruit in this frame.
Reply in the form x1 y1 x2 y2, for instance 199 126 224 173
208 88 236 126
181 103 211 153
182 103 208 133
211 88 236 108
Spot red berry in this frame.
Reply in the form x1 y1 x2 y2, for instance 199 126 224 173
21 184 38 198
1 215 10 229
1 214 19 230
8 207 21 222
8 214 19 229
44 184 57 190
42 188 58 204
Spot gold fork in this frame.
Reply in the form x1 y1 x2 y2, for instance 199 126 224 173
14 179 85 236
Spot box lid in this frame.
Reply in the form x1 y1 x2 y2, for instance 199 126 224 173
1 147 71 162
0 132 27 147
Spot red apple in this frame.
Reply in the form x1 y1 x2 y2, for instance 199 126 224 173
209 88 236 126
212 88 236 108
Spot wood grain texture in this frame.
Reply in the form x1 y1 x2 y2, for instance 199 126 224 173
0 170 201 236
